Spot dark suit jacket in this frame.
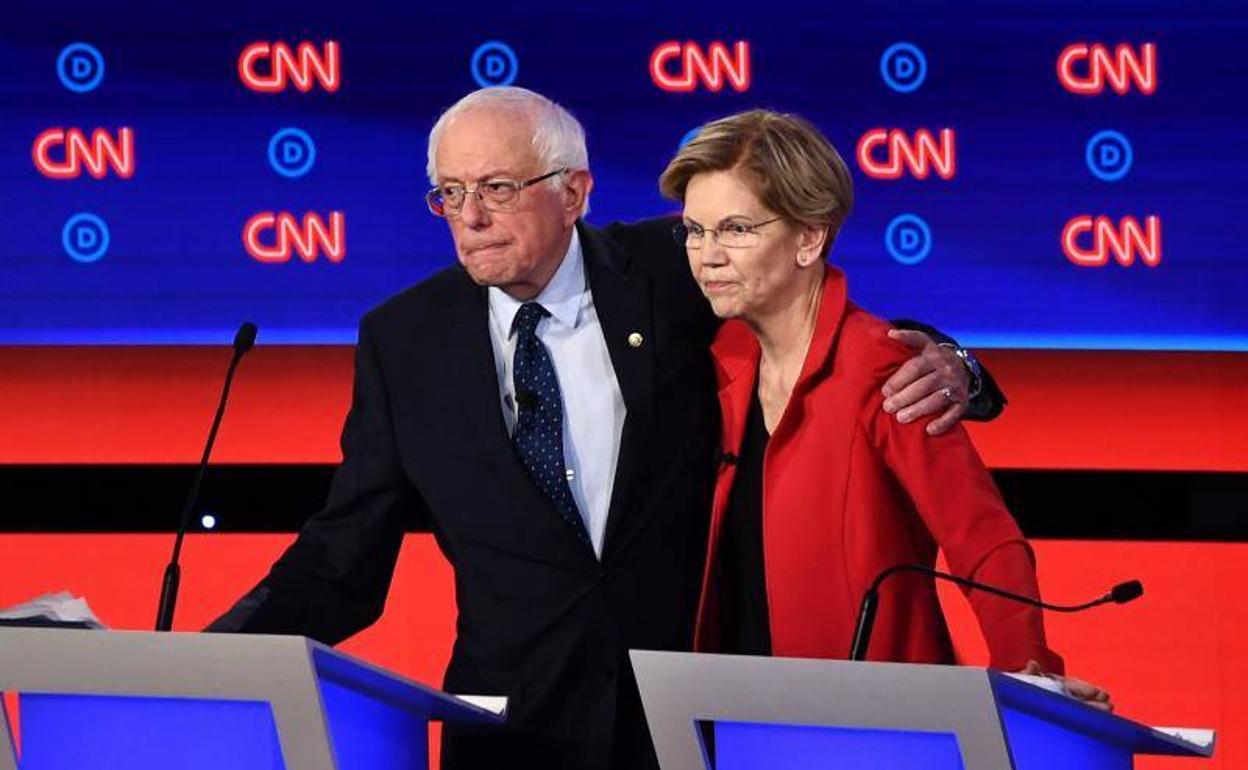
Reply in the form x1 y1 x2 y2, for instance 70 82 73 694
209 219 721 769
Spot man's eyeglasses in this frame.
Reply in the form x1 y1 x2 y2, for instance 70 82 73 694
671 217 783 249
426 168 568 217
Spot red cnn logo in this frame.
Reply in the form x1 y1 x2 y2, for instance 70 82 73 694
1062 215 1161 267
856 128 956 180
650 41 750 93
32 127 135 180
239 41 341 93
244 212 346 263
1057 43 1156 95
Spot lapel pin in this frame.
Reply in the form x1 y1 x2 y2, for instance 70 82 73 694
627 332 644 348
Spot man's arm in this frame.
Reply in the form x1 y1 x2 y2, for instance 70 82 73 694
206 317 431 644
606 218 1002 435
882 319 1007 435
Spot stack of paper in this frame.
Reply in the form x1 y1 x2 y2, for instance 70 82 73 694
0 591 105 628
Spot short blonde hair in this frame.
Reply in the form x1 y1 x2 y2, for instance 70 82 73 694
659 110 854 256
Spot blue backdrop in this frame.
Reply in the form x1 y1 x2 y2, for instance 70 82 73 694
2 0 1244 349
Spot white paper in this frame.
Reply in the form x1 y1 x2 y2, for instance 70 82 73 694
1002 672 1067 696
1153 727 1216 750
0 591 106 628
453 695 508 716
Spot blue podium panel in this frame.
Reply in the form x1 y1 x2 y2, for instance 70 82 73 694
990 671 1204 768
318 676 429 770
16 692 283 770
1000 706 1128 770
711 720 965 770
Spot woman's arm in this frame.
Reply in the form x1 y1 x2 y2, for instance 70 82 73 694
863 395 1062 673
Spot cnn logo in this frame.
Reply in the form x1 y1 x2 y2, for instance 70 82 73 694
1062 216 1161 267
239 41 341 93
244 212 346 263
650 41 750 93
1058 43 1156 95
856 129 956 180
32 128 134 180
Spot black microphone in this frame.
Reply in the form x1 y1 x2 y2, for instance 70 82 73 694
717 450 738 466
154 322 258 632
848 563 1142 661
1110 580 1144 604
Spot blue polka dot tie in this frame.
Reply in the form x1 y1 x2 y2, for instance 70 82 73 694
511 302 590 545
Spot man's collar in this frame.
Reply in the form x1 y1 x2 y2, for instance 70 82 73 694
489 228 586 336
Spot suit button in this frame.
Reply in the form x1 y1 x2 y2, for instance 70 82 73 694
598 568 612 584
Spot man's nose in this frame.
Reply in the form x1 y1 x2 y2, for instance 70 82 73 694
458 192 491 228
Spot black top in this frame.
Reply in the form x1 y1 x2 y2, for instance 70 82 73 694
716 386 772 655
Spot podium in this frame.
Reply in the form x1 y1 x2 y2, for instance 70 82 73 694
0 628 503 770
631 650 1214 770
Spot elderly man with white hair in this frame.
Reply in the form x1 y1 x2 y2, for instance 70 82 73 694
209 86 996 769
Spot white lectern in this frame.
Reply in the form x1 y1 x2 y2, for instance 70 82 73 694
0 628 502 770
631 650 1214 770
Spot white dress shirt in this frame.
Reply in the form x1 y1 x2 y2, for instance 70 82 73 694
486 229 626 558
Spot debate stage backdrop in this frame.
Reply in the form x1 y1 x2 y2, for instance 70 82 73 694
3 0 1244 349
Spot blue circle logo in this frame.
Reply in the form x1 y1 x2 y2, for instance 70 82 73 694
884 214 932 265
880 42 927 94
471 41 518 87
57 42 105 93
268 127 316 179
1085 130 1133 182
62 213 110 263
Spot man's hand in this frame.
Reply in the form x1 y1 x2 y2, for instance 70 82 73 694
1017 659 1113 712
881 329 970 436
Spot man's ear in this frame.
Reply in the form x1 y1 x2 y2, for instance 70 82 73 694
563 169 593 225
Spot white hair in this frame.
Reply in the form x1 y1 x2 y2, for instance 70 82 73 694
426 86 591 215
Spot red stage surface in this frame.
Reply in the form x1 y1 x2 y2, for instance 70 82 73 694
0 535 1242 768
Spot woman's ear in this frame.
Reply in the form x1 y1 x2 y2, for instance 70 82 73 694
795 224 829 267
